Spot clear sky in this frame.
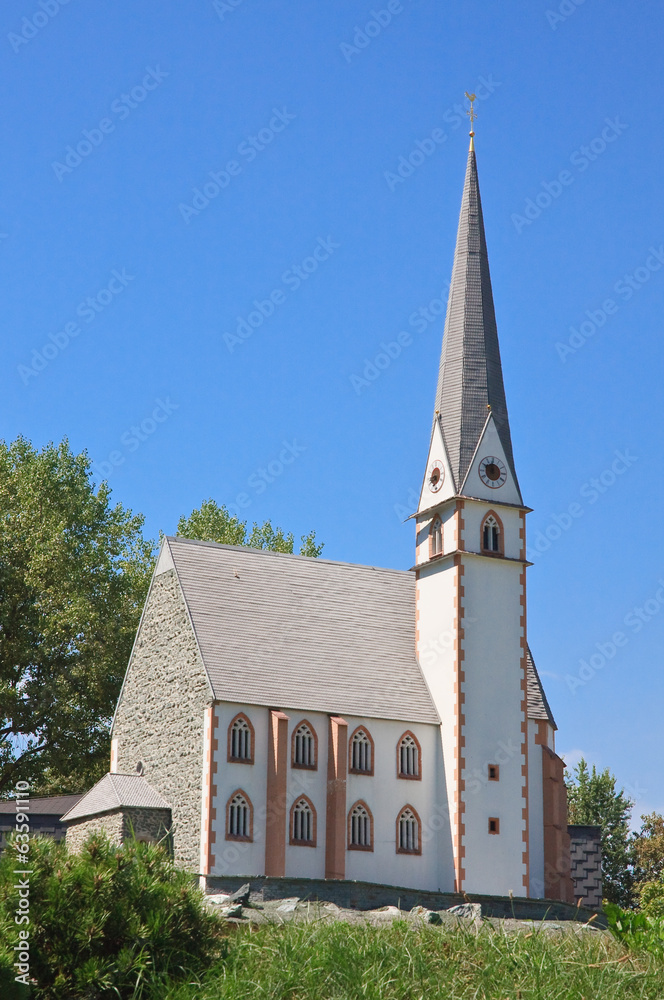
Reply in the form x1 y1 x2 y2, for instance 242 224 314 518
3 0 663 822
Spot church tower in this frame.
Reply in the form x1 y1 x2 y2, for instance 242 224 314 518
415 130 532 896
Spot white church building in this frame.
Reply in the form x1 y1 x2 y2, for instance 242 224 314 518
65 136 575 903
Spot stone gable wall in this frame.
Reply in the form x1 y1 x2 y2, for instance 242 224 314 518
65 807 172 853
112 569 211 870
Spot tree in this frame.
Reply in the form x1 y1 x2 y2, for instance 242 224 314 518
0 437 154 797
176 498 324 557
566 758 634 906
632 812 664 916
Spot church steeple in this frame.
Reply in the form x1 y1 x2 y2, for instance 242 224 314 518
433 139 520 500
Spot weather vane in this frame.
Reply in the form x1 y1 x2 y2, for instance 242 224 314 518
464 91 477 137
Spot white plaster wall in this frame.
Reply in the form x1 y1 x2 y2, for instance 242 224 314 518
462 503 522 560
460 415 522 506
418 421 455 509
210 703 269 877
415 559 459 891
283 709 329 879
344 716 452 891
461 556 527 895
528 722 545 899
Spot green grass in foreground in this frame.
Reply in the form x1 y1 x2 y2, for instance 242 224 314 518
163 919 664 1000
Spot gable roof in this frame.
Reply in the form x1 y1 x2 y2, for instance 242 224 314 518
165 537 439 725
61 774 171 823
158 537 554 728
433 142 521 500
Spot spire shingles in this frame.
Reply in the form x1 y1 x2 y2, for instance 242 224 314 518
434 145 519 494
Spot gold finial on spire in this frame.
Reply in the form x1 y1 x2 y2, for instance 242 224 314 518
465 91 477 150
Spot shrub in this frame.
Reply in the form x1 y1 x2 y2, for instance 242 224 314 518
639 879 664 919
605 900 664 955
0 833 226 999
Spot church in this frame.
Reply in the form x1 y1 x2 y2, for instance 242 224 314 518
64 129 579 904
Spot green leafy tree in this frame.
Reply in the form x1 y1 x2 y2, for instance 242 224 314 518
0 437 154 797
566 758 634 907
632 812 664 916
177 499 323 557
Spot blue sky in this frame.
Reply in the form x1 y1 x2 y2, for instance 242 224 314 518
2 0 663 821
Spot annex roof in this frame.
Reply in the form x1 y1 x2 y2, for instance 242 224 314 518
61 774 171 823
526 647 557 728
160 537 553 728
0 794 82 816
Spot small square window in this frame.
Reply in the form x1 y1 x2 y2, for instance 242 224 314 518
488 817 500 835
488 764 499 781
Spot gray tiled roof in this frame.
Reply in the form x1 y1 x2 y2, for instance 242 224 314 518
434 145 521 499
526 647 556 728
0 794 82 815
61 774 171 823
168 538 439 724
164 538 552 727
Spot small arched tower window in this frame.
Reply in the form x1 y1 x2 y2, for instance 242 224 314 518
397 731 421 780
348 801 373 851
228 713 255 763
396 805 422 855
429 516 443 558
292 721 317 770
481 511 503 556
290 796 316 846
349 727 374 775
226 790 253 841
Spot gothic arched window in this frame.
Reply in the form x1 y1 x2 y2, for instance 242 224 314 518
397 731 421 780
290 796 316 846
228 713 254 763
429 516 443 558
348 801 373 851
349 727 374 775
396 805 421 855
226 790 253 842
481 511 503 556
292 721 317 770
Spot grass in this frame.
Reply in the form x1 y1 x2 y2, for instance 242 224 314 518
162 918 664 1000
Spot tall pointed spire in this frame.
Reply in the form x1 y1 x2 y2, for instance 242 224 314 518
433 140 519 495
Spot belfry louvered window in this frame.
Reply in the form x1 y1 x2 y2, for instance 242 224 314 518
226 791 252 841
348 802 373 850
482 515 500 553
397 732 421 779
292 722 317 769
228 714 254 762
290 797 316 846
430 516 443 557
397 806 421 854
350 728 373 774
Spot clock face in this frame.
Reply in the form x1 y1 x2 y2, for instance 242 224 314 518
479 456 507 489
428 460 445 493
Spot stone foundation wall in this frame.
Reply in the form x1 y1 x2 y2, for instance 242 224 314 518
112 569 211 870
205 875 605 924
